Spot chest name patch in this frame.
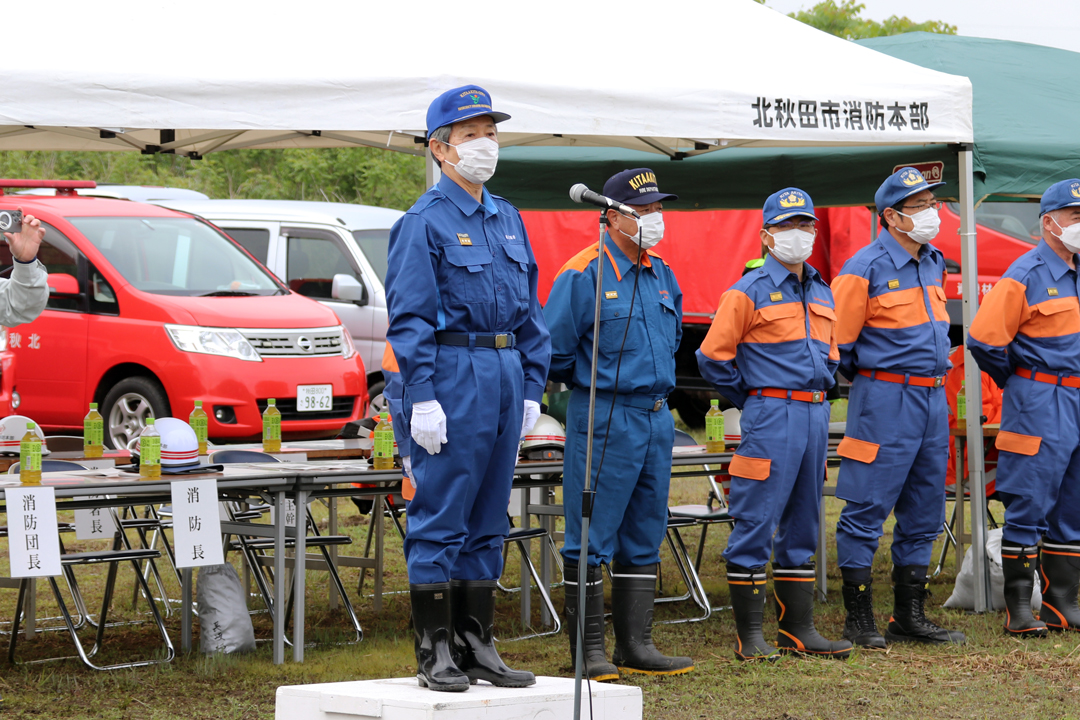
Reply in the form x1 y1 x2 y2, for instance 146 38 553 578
888 279 900 290
457 233 472 246
1049 287 1059 296
769 292 783 302
605 291 619 299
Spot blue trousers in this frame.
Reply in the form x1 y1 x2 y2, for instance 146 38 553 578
996 374 1080 547
835 375 947 569
723 395 830 569
403 345 523 583
561 388 674 568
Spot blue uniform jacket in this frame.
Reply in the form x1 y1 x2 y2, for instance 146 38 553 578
832 230 951 381
967 239 1080 388
696 254 838 410
385 175 551 405
544 237 682 395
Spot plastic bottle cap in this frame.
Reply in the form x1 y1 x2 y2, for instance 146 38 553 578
147 418 155 425
89 403 98 410
268 399 276 406
710 399 719 406
26 422 35 429
194 400 202 408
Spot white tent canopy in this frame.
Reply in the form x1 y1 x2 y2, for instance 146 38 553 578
1 0 992 614
1 0 971 157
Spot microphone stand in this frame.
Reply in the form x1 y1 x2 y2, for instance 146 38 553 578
573 212 607 720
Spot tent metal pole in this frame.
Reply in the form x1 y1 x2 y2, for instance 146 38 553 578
957 144 991 612
425 149 441 188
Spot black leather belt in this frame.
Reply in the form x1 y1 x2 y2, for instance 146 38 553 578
435 332 517 349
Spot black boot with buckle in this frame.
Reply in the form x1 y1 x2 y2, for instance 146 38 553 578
727 563 778 661
884 565 966 644
564 561 619 682
610 562 694 675
1001 544 1048 637
450 579 536 688
841 566 886 649
773 564 852 658
1040 541 1080 631
410 582 470 692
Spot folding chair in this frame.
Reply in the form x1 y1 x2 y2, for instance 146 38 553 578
216 451 363 644
7 511 174 671
496 520 563 641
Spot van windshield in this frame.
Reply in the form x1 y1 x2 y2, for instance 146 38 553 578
69 216 284 296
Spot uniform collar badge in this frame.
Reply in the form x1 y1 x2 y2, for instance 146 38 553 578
888 279 900 289
1049 287 1059 296
605 291 618 299
457 233 472 246
769 292 783 302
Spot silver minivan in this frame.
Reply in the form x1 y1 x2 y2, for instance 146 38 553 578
156 199 403 404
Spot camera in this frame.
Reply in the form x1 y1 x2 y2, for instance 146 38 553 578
0 210 22 235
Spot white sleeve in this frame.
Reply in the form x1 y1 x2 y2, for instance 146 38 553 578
0 260 49 327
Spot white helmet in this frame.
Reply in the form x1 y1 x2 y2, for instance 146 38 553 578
0 415 48 455
132 417 201 472
520 414 566 461
722 407 742 444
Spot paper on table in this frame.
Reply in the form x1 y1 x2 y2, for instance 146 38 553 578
6 486 62 577
171 479 224 568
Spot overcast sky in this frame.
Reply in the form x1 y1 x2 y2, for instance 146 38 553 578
762 0 1080 54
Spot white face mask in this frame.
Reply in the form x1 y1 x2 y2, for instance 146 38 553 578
768 228 814 264
897 206 941 244
443 137 499 184
635 212 665 249
1051 214 1080 253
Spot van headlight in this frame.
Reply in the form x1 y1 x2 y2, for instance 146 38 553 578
165 324 262 362
340 326 357 360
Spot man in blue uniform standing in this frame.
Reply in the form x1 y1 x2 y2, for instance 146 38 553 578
385 85 551 692
545 169 693 681
697 188 851 661
968 179 1080 637
831 167 965 648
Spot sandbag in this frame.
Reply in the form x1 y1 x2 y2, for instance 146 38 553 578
197 563 256 654
944 527 1042 611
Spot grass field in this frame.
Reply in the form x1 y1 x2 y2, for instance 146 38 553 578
2 414 1080 719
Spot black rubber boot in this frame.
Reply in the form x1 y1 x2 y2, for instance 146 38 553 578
727 564 778 661
564 561 619 682
1040 541 1080 631
840 567 886 649
410 583 470 692
1001 545 1048 638
609 562 694 675
773 565 852 659
449 580 536 688
885 565 966 645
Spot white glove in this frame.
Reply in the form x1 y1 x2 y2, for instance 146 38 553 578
402 456 414 489
521 399 541 439
410 400 447 455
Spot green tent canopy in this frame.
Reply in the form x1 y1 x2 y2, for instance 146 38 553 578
490 34 1079 210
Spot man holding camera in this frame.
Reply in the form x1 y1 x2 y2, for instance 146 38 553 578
0 209 48 325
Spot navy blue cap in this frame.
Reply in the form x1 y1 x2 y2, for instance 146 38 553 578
602 168 678 206
1040 179 1080 216
762 187 818 225
875 167 945 213
426 85 510 140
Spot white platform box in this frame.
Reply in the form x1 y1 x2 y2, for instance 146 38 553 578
276 676 642 720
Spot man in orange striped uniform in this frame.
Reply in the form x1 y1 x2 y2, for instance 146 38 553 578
967 179 1080 637
831 167 965 648
697 188 851 661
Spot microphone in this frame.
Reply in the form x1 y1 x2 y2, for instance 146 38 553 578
569 184 640 218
